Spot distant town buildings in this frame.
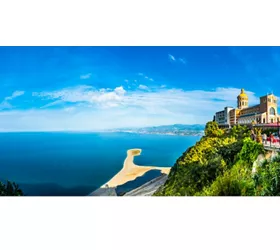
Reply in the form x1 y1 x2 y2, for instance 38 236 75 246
214 89 280 127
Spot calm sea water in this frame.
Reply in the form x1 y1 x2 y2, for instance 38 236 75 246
0 132 200 196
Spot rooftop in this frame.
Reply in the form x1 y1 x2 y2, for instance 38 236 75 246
241 104 259 110
260 93 275 98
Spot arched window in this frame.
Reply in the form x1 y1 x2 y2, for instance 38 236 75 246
270 107 276 115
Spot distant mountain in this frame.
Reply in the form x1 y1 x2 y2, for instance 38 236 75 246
107 124 205 136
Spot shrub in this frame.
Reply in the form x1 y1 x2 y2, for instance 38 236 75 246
0 181 24 196
204 121 224 137
253 156 280 196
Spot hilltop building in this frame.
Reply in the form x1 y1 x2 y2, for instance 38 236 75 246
214 89 280 127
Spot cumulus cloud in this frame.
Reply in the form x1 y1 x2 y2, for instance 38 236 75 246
138 84 149 90
114 86 126 95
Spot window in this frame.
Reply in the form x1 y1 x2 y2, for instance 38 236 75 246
268 98 272 102
271 119 274 123
270 107 276 115
263 118 266 123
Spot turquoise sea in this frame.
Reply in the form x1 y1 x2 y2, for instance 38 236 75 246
0 132 200 196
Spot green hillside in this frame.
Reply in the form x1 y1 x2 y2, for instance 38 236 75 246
155 121 280 196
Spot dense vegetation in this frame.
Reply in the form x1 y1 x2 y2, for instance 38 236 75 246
0 181 23 196
155 121 280 196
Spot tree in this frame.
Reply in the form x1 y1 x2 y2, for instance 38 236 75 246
204 121 224 137
0 181 24 196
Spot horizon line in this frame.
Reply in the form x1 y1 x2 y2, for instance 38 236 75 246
0 123 206 133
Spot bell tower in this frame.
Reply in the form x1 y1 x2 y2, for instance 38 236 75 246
237 88 249 109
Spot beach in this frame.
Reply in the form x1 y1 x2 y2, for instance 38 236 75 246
101 148 171 188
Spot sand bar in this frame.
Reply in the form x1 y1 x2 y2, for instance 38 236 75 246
102 148 171 188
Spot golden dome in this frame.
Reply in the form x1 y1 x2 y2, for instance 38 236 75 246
238 88 248 99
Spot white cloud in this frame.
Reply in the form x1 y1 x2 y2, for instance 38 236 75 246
168 55 187 65
0 90 25 110
137 73 155 82
40 100 63 109
5 91 25 101
114 86 126 95
160 85 166 88
138 84 149 90
124 79 129 83
168 54 176 61
0 86 262 131
80 73 92 79
33 85 126 109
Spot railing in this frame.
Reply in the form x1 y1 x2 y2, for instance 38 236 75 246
263 139 280 151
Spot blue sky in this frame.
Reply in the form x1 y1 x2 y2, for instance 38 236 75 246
0 46 280 131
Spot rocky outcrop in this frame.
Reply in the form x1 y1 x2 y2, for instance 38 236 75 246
124 174 168 196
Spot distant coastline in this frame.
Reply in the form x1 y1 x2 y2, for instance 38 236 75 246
0 124 205 136
104 131 204 136
106 124 205 137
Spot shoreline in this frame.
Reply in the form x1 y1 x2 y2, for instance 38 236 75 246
101 148 171 188
104 131 204 136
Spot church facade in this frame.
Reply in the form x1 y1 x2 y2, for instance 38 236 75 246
214 89 280 127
